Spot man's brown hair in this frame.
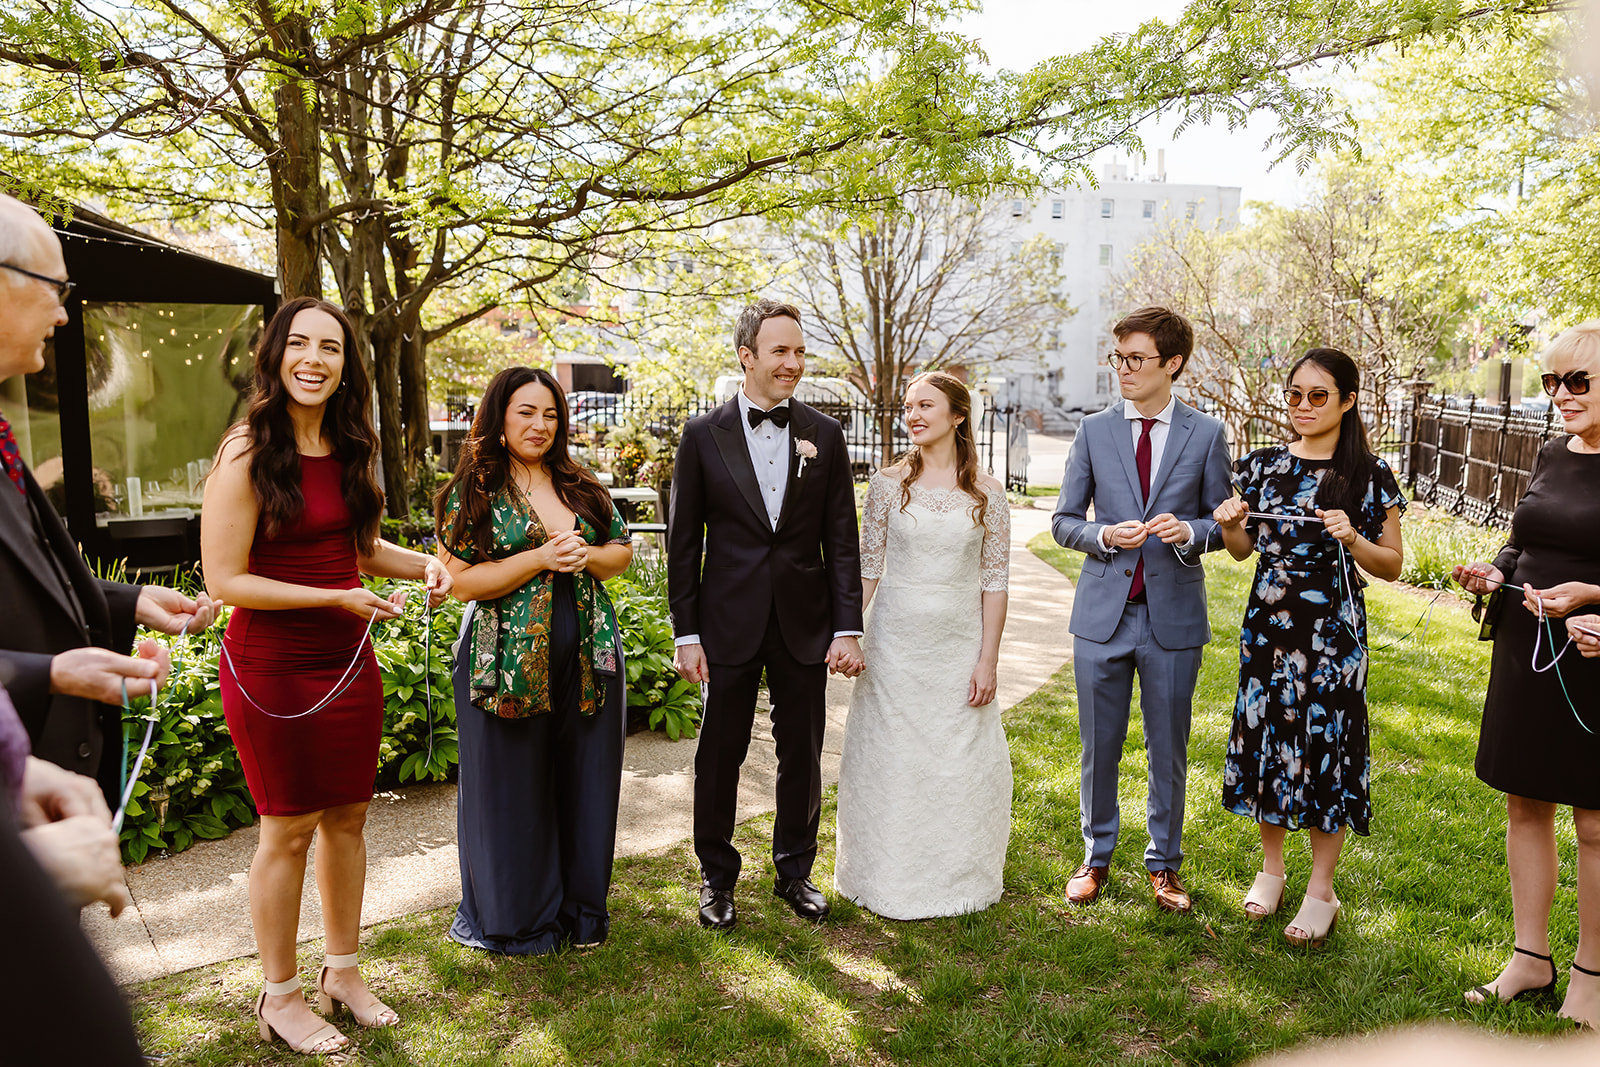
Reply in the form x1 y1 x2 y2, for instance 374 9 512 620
734 299 803 363
1112 306 1195 380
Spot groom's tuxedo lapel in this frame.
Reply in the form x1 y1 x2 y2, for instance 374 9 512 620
1142 403 1196 515
774 406 816 534
708 397 769 527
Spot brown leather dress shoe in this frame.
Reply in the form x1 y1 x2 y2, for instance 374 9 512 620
1066 864 1109 904
1149 868 1191 913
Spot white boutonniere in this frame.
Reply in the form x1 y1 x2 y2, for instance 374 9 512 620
794 438 818 476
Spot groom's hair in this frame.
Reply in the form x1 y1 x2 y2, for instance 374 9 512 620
1113 306 1194 379
735 299 802 360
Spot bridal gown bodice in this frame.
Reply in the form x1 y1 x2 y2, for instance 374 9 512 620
834 473 1012 920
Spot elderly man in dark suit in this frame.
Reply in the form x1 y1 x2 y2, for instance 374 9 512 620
669 298 865 930
0 192 215 806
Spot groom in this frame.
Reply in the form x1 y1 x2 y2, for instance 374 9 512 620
669 298 865 930
1052 306 1231 913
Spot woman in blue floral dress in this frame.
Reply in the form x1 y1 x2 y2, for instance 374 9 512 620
1213 348 1405 948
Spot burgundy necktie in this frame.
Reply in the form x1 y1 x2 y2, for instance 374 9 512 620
0 413 26 495
1128 417 1157 601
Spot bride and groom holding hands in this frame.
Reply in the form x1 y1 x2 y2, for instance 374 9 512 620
669 299 1229 927
668 298 1014 927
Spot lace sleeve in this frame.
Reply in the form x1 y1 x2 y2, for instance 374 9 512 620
981 483 1010 592
860 472 892 580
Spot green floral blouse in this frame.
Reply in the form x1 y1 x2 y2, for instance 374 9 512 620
443 484 630 720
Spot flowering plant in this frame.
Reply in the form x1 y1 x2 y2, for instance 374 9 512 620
795 437 818 476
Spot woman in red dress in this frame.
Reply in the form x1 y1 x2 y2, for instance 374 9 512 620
201 297 450 1055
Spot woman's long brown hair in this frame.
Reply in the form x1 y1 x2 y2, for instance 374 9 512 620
435 367 615 558
886 370 988 526
236 296 383 551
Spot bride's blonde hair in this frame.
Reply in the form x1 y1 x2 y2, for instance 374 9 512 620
885 370 988 527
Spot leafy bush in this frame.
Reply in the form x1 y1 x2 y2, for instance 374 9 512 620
1398 505 1508 594
607 572 702 740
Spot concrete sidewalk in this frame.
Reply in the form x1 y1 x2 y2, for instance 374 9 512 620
85 504 1074 984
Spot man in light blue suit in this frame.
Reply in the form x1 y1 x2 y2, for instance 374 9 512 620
1052 306 1232 913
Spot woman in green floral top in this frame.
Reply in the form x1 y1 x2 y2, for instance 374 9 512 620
435 367 633 954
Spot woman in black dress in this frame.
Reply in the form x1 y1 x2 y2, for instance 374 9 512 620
1213 348 1403 948
436 368 632 954
1456 322 1600 1028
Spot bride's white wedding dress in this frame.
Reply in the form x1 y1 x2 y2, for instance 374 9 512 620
835 472 1012 919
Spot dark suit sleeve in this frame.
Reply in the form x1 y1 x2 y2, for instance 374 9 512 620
100 581 142 653
821 420 864 634
667 421 706 640
0 651 55 740
0 789 144 1066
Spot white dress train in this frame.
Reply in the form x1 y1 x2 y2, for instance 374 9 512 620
834 473 1012 920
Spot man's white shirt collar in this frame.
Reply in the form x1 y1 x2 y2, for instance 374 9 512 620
1123 396 1176 424
738 388 792 419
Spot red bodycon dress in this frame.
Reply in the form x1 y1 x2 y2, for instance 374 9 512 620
220 453 383 816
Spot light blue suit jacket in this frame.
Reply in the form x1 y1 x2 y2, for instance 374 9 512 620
1052 398 1233 649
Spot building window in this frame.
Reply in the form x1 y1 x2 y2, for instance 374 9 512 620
1100 199 1114 218
1009 240 1023 256
1098 244 1112 267
918 242 929 262
1012 199 1025 217
1050 242 1064 269
1142 200 1155 219
1185 201 1197 219
1047 329 1060 351
1097 371 1111 396
1051 199 1064 219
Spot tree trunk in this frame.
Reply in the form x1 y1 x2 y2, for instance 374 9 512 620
267 18 323 299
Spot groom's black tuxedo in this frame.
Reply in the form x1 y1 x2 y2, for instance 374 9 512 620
669 394 863 888
668 397 862 664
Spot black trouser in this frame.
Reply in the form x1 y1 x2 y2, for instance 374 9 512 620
694 609 828 890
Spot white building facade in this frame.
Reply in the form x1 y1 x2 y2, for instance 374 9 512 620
996 166 1240 432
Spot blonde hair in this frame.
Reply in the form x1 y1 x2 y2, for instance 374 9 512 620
885 370 988 527
1543 320 1600 369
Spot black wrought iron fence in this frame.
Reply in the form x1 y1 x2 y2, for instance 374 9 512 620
1406 396 1559 528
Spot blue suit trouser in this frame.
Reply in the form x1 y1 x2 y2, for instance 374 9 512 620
1072 602 1203 871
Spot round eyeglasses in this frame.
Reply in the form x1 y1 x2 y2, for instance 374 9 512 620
1284 387 1333 408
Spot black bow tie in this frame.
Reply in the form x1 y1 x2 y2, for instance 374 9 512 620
748 405 791 429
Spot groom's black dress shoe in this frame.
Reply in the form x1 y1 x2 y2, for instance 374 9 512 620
698 885 737 930
774 877 831 922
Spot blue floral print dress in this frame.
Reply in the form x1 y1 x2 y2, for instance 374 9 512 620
1221 446 1405 836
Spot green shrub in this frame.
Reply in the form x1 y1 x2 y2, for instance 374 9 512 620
607 573 702 741
1399 505 1508 594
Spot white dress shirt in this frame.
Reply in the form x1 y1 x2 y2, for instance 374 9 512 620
1097 396 1194 553
674 387 861 647
737 389 791 530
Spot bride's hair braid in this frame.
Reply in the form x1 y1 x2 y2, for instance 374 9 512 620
885 371 988 527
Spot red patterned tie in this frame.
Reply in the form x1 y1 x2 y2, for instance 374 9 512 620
1128 417 1157 601
0 413 26 495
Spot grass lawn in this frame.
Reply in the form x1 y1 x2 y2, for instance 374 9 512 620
130 537 1587 1065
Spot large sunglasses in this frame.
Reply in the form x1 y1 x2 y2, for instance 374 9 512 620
1542 371 1592 397
1284 387 1333 408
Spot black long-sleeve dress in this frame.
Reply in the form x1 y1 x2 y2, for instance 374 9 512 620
1477 438 1600 808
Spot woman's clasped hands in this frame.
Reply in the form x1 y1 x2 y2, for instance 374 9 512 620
541 528 589 574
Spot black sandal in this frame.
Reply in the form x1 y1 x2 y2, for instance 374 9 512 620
1466 946 1558 1004
1564 962 1600 1030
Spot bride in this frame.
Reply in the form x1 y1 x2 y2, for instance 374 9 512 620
835 371 1012 919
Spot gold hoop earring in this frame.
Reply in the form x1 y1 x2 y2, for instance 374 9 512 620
499 434 506 447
